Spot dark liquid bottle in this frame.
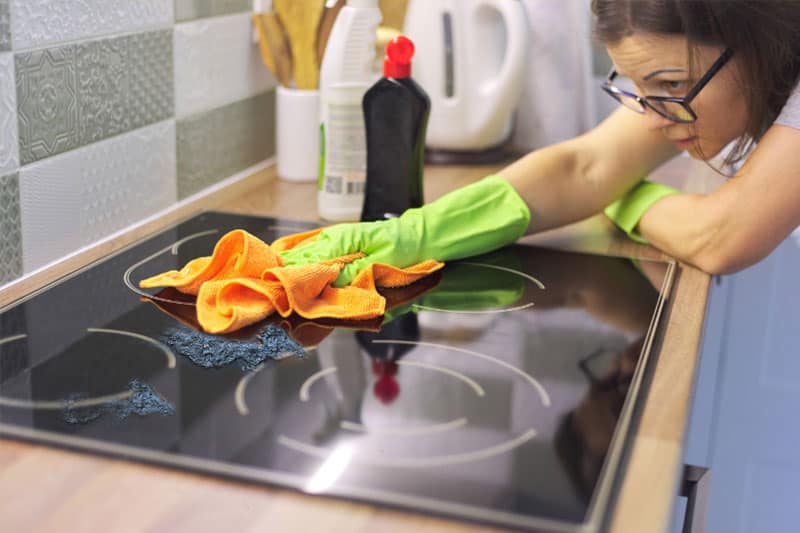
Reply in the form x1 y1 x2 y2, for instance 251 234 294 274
360 36 431 222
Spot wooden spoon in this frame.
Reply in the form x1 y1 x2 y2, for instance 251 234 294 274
378 0 410 31
273 0 326 90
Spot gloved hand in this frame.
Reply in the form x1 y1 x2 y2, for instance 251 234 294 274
279 175 531 286
603 180 679 244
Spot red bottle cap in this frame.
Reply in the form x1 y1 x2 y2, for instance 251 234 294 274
383 35 414 79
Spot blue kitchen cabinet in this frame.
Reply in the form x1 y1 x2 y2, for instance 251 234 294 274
672 234 800 533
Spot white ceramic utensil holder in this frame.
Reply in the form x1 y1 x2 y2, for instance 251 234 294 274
276 86 320 182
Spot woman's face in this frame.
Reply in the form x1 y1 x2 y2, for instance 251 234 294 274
606 33 748 161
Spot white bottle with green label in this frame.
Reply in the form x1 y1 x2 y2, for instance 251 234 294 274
318 0 382 222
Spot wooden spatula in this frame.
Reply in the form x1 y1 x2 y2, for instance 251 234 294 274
255 12 294 88
273 0 326 90
253 14 277 77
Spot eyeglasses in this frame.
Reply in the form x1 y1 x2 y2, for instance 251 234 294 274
601 48 733 124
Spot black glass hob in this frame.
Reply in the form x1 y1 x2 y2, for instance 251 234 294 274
0 211 675 532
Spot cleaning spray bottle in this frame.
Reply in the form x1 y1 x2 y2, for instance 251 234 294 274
360 36 430 221
317 0 382 222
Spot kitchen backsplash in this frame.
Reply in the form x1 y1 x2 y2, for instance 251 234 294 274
0 0 276 286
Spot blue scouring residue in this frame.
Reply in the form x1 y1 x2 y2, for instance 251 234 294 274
63 379 175 425
117 379 176 418
161 323 306 372
62 397 103 425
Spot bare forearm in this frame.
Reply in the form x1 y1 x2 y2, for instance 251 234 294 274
636 192 722 272
500 141 631 234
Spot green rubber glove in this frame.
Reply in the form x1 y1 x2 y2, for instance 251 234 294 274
279 175 531 286
603 180 679 244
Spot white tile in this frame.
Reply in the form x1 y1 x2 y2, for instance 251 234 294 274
19 120 177 273
10 0 174 50
0 52 17 175
174 12 274 118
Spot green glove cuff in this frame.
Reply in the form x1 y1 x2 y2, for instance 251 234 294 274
603 180 679 244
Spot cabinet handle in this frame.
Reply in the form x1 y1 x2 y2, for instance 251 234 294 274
680 464 711 533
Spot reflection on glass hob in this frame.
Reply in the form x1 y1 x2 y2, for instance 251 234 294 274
0 211 675 532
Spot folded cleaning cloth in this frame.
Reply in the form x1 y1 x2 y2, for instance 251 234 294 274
138 228 444 334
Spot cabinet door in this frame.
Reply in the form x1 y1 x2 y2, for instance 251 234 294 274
671 274 730 533
702 237 800 533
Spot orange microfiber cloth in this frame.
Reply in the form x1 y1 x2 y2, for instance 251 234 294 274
139 228 443 334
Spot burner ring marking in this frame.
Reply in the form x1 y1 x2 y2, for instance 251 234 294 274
0 330 175 410
411 261 545 315
235 363 265 415
123 229 219 306
298 360 485 405
461 262 546 289
0 334 26 347
395 360 484 396
300 367 338 402
278 428 537 469
86 328 176 369
373 340 551 407
340 417 467 436
412 303 534 314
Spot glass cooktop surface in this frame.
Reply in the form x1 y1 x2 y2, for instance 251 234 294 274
0 211 675 532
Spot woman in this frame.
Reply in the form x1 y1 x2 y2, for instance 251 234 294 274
280 0 800 283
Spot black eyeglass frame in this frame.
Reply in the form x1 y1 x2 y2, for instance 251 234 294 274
601 48 734 124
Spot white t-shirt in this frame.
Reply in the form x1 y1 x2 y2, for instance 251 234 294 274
775 82 800 130
775 81 800 244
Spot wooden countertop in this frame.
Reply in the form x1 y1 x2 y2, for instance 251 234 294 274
0 162 710 533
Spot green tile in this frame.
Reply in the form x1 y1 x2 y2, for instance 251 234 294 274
16 29 174 165
0 171 21 284
76 35 129 144
16 46 79 164
176 90 275 199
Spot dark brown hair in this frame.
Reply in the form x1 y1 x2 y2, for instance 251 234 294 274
592 0 800 167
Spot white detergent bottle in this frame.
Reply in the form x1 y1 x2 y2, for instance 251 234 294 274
317 0 382 222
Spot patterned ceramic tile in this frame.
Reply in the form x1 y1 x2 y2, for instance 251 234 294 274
19 120 177 273
175 0 251 22
9 0 174 50
76 36 130 145
0 0 10 52
0 53 18 175
174 12 272 118
15 46 79 165
0 172 22 285
177 90 274 199
16 30 174 165
128 30 174 130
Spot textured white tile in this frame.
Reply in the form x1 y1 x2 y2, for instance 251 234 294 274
20 120 177 273
0 53 17 175
10 0 174 50
174 12 273 118
175 0 251 22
